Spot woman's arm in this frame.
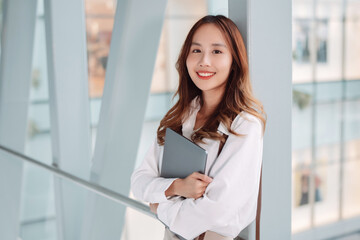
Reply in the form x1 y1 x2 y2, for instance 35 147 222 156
156 117 264 239
151 172 213 214
165 173 213 199
131 139 178 203
131 139 213 203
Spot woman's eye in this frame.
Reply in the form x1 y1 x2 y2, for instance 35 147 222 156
192 49 201 53
213 50 222 54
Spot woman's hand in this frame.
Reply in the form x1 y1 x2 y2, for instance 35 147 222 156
166 172 213 200
149 203 159 214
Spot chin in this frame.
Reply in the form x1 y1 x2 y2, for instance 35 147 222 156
195 80 224 91
197 86 219 93
193 83 212 92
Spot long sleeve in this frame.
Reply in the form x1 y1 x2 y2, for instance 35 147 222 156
131 138 178 203
157 116 264 239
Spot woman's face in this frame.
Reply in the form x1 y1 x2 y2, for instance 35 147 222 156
186 23 233 95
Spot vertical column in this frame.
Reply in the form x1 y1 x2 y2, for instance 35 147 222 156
229 3 252 239
44 0 92 239
229 0 292 239
0 0 37 239
309 0 318 228
82 0 168 239
339 0 348 222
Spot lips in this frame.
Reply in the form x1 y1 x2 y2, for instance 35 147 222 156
196 71 216 80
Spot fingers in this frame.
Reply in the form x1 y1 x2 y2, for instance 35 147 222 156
192 172 213 183
179 173 212 199
195 180 210 189
193 184 207 199
194 188 207 200
149 203 159 214
149 203 154 213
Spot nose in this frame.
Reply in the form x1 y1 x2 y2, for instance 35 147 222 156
199 52 210 67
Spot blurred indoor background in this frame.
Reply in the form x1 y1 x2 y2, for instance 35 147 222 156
0 0 359 239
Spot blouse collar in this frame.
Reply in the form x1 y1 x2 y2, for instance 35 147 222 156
183 96 229 137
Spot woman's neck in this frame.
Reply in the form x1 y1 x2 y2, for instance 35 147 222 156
200 90 224 117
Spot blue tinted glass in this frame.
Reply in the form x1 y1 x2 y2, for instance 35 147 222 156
344 100 360 141
293 83 313 150
293 83 314 96
346 80 360 99
315 102 341 161
316 81 342 103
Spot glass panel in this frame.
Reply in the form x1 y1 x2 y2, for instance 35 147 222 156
343 99 360 219
345 80 360 99
292 0 314 84
292 19 313 83
314 163 340 226
342 155 360 219
292 82 313 233
150 25 171 93
344 100 360 143
20 164 56 240
315 81 342 103
293 0 314 19
85 0 116 98
292 0 360 237
315 102 341 155
293 84 313 151
344 139 360 162
345 0 360 81
314 19 342 82
292 166 312 233
314 100 341 226
26 0 52 165
315 0 342 82
317 0 342 19
85 0 116 158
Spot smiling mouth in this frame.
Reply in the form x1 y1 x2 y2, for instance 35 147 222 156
197 72 216 80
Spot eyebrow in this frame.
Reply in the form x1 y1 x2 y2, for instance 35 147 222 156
191 42 227 48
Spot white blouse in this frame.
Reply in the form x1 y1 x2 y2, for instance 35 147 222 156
130 98 264 240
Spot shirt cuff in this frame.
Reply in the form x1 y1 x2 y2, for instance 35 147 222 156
157 199 182 227
145 178 178 203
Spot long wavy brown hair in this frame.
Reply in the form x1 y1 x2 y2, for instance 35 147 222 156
157 15 266 145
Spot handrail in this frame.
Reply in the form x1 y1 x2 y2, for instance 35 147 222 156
0 144 155 218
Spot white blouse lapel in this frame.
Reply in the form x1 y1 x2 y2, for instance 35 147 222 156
182 97 201 139
181 97 233 177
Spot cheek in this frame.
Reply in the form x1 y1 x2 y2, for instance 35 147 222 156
218 57 232 73
224 57 233 74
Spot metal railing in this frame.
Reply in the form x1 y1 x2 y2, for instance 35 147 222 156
0 144 154 218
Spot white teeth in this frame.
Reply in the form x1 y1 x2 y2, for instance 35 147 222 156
198 72 215 77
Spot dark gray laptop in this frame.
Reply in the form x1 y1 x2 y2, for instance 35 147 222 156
160 128 207 179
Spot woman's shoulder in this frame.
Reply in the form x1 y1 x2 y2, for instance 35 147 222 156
232 111 263 134
218 111 263 136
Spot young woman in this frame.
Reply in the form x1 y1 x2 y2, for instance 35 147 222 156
131 15 266 240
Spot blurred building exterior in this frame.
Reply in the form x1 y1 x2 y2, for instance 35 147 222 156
292 0 360 239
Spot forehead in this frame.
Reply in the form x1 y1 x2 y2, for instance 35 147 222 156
191 23 227 45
